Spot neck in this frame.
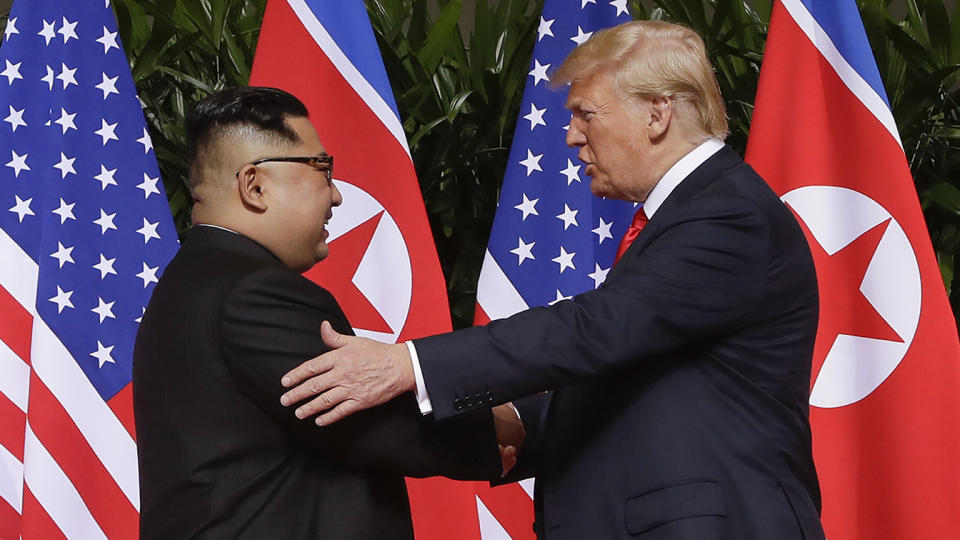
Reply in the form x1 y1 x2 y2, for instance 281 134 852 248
637 136 699 202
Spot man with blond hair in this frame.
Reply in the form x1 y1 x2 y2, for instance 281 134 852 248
279 21 825 539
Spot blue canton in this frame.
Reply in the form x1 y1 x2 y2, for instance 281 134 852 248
0 0 179 400
489 0 635 308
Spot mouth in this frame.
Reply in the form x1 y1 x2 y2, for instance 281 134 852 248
321 215 331 239
577 154 593 175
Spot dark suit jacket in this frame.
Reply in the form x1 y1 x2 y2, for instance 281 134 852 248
133 226 499 539
415 147 825 539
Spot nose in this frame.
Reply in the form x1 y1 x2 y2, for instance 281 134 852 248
331 182 343 207
566 119 586 148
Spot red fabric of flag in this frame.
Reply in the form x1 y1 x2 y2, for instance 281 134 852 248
249 1 484 538
746 2 960 538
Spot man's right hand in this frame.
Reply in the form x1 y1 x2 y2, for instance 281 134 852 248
280 321 415 425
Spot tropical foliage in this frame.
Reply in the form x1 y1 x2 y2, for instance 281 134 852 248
1 0 956 328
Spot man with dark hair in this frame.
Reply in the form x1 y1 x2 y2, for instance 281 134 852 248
133 86 519 539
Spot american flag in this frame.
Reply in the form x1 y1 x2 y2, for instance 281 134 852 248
471 1 634 538
0 0 178 538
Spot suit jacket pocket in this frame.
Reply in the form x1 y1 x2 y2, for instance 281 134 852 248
624 479 726 536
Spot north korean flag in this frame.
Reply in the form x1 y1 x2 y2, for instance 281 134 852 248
746 1 960 538
249 1 485 538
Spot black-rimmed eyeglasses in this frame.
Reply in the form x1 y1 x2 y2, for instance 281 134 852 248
236 155 334 181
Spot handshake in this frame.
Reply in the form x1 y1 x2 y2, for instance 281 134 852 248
492 402 525 477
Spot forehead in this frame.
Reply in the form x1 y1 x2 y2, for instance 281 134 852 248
564 69 617 110
285 116 326 154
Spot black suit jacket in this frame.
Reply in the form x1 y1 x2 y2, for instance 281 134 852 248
415 147 825 539
133 226 499 539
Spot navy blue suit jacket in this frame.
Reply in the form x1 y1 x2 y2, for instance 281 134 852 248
414 147 825 539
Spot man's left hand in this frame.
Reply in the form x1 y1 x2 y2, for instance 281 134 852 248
492 403 525 476
280 321 415 425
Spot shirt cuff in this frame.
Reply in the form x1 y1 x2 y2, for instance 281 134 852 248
508 402 523 423
406 341 433 415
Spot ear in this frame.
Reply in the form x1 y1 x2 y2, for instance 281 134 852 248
235 164 268 212
646 96 673 140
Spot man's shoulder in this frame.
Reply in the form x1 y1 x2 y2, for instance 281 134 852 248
666 145 765 209
231 266 339 308
154 228 348 330
681 153 788 222
159 228 285 289
222 266 353 337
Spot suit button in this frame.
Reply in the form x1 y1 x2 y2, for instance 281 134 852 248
463 396 473 408
454 398 463 410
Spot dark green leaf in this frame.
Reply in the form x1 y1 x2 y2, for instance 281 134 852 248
924 181 960 217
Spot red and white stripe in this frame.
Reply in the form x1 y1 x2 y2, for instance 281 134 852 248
0 228 140 539
472 250 538 539
475 251 529 325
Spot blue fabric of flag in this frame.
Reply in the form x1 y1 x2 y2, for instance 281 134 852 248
486 0 634 309
0 0 179 400
799 0 890 107
302 0 402 120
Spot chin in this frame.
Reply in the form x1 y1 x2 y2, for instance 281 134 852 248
315 245 330 262
589 181 610 198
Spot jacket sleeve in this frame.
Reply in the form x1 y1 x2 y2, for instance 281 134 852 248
219 267 501 480
416 195 771 419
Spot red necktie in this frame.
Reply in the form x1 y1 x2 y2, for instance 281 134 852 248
614 208 648 265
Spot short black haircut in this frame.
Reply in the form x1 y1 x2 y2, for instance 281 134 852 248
186 86 309 169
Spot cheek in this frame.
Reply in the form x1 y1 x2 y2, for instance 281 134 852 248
599 140 635 176
295 189 327 218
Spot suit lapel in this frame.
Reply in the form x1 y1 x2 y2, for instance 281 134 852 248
613 145 743 268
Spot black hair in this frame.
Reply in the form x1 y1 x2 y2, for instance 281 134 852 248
186 86 309 169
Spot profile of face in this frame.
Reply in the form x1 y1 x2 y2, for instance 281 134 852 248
564 69 663 203
238 116 343 272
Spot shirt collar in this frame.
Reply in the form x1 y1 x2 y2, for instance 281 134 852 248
642 138 725 218
195 223 240 235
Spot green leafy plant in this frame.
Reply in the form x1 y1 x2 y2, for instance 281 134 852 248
3 0 955 328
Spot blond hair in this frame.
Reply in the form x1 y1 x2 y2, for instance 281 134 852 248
553 20 728 140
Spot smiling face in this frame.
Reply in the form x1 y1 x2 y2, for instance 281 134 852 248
564 69 663 203
256 116 342 271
